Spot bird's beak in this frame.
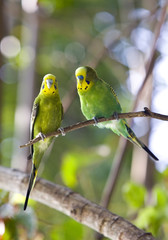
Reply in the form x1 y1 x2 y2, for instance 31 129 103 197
46 79 53 89
77 76 83 87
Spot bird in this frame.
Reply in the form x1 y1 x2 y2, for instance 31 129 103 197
24 73 63 210
75 66 158 161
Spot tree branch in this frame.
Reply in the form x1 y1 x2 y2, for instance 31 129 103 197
20 108 168 148
100 137 128 208
0 166 156 240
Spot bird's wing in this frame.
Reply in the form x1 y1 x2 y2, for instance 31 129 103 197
27 102 39 159
100 78 120 104
109 85 121 106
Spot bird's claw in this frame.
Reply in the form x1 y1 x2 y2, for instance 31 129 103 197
113 112 119 120
58 127 66 136
93 117 98 126
37 132 46 141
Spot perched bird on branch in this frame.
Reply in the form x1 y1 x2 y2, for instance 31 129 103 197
75 66 158 161
24 74 63 210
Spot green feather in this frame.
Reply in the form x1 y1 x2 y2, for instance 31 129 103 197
24 74 63 210
75 66 158 161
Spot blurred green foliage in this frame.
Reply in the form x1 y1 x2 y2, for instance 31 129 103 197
0 0 167 239
122 175 168 237
123 181 147 209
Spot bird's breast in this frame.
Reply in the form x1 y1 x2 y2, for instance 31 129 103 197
34 97 62 136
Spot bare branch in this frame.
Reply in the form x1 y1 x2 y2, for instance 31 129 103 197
100 137 128 208
20 108 168 148
0 166 156 240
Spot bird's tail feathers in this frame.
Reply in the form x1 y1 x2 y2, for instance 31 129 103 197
125 123 159 161
140 143 159 161
24 163 37 210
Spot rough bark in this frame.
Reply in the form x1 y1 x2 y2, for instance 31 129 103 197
0 166 156 240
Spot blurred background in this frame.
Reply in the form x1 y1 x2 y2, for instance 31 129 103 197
0 0 168 239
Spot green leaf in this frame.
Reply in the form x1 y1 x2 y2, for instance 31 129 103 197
153 186 168 209
50 219 83 240
61 148 103 188
3 219 18 240
135 206 162 236
122 181 146 209
61 154 78 187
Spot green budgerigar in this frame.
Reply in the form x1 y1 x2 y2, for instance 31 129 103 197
75 66 158 161
24 74 63 210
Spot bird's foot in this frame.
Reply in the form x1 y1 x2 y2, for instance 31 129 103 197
58 127 66 136
37 132 46 141
93 117 98 126
113 112 119 120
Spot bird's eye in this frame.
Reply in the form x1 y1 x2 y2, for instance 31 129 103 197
78 75 84 80
54 85 57 90
86 80 90 85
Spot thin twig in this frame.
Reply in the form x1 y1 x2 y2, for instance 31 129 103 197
20 108 168 148
100 137 128 208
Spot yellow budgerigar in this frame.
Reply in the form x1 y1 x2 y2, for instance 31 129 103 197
24 74 63 210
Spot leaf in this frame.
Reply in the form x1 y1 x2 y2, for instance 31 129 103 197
61 148 104 188
135 206 162 236
153 186 168 209
50 219 83 240
61 154 78 187
122 181 146 209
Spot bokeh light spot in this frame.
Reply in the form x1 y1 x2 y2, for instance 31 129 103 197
0 63 17 84
131 27 154 57
94 11 115 32
0 36 20 58
65 42 85 63
21 0 38 13
0 221 5 236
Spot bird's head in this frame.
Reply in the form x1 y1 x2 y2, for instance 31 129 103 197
40 74 58 95
75 66 97 93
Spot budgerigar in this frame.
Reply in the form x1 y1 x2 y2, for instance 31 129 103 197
75 66 158 161
24 74 63 210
